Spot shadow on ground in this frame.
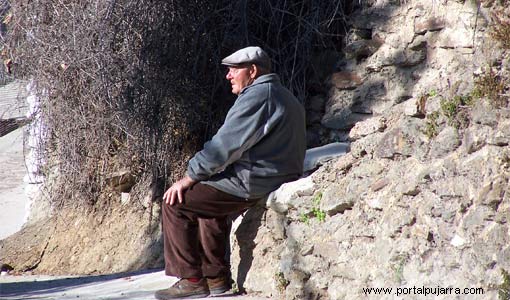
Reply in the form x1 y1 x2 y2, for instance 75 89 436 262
0 268 161 298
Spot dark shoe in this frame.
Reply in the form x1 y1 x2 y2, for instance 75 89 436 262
155 278 210 299
207 276 231 295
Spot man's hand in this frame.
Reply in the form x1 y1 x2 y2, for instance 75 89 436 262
163 176 197 205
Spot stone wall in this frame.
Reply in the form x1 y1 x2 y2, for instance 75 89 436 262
231 1 510 299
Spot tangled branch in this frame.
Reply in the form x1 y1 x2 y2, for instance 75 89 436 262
3 0 352 207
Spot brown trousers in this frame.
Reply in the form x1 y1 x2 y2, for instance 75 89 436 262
162 182 260 278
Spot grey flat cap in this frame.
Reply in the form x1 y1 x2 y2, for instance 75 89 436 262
221 46 271 70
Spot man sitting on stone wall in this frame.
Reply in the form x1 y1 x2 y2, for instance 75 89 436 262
156 46 306 300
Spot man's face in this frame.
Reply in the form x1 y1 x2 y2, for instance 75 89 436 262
226 65 255 95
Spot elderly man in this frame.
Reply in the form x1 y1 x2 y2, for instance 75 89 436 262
156 46 306 299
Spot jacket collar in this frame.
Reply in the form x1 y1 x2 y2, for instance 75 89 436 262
239 73 280 95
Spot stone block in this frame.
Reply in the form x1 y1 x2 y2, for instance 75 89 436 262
414 17 446 34
350 132 384 158
429 126 460 159
105 170 135 192
267 177 315 213
450 234 467 248
489 120 510 146
324 89 354 123
374 128 413 158
351 102 373 114
462 125 491 154
320 183 355 216
403 98 423 117
322 111 371 131
475 175 507 210
330 72 363 90
349 116 387 140
344 39 383 60
438 27 473 49
395 48 427 67
409 35 428 50
366 197 384 210
489 130 510 146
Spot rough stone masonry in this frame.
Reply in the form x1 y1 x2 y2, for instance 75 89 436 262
230 0 510 299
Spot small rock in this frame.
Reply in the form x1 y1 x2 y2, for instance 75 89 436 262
367 198 384 210
300 245 314 256
401 183 420 196
450 234 466 248
121 192 130 204
333 153 357 172
304 142 350 172
411 224 431 240
371 178 390 192
105 170 135 192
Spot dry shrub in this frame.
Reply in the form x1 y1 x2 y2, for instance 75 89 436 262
5 0 214 207
474 66 508 107
490 8 510 50
0 0 12 85
3 0 352 208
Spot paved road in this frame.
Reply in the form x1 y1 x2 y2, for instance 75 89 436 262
0 127 27 240
0 270 268 300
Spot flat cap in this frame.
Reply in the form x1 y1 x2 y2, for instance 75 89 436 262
221 46 271 70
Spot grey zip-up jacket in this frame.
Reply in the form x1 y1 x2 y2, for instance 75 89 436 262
187 73 306 199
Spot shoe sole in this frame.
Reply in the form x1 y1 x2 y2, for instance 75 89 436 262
210 286 230 295
155 292 210 300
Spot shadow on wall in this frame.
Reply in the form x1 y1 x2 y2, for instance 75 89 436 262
233 204 266 293
124 182 167 272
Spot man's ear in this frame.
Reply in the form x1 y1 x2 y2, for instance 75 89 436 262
249 64 259 79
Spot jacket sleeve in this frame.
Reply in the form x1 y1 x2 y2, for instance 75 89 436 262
187 89 271 181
